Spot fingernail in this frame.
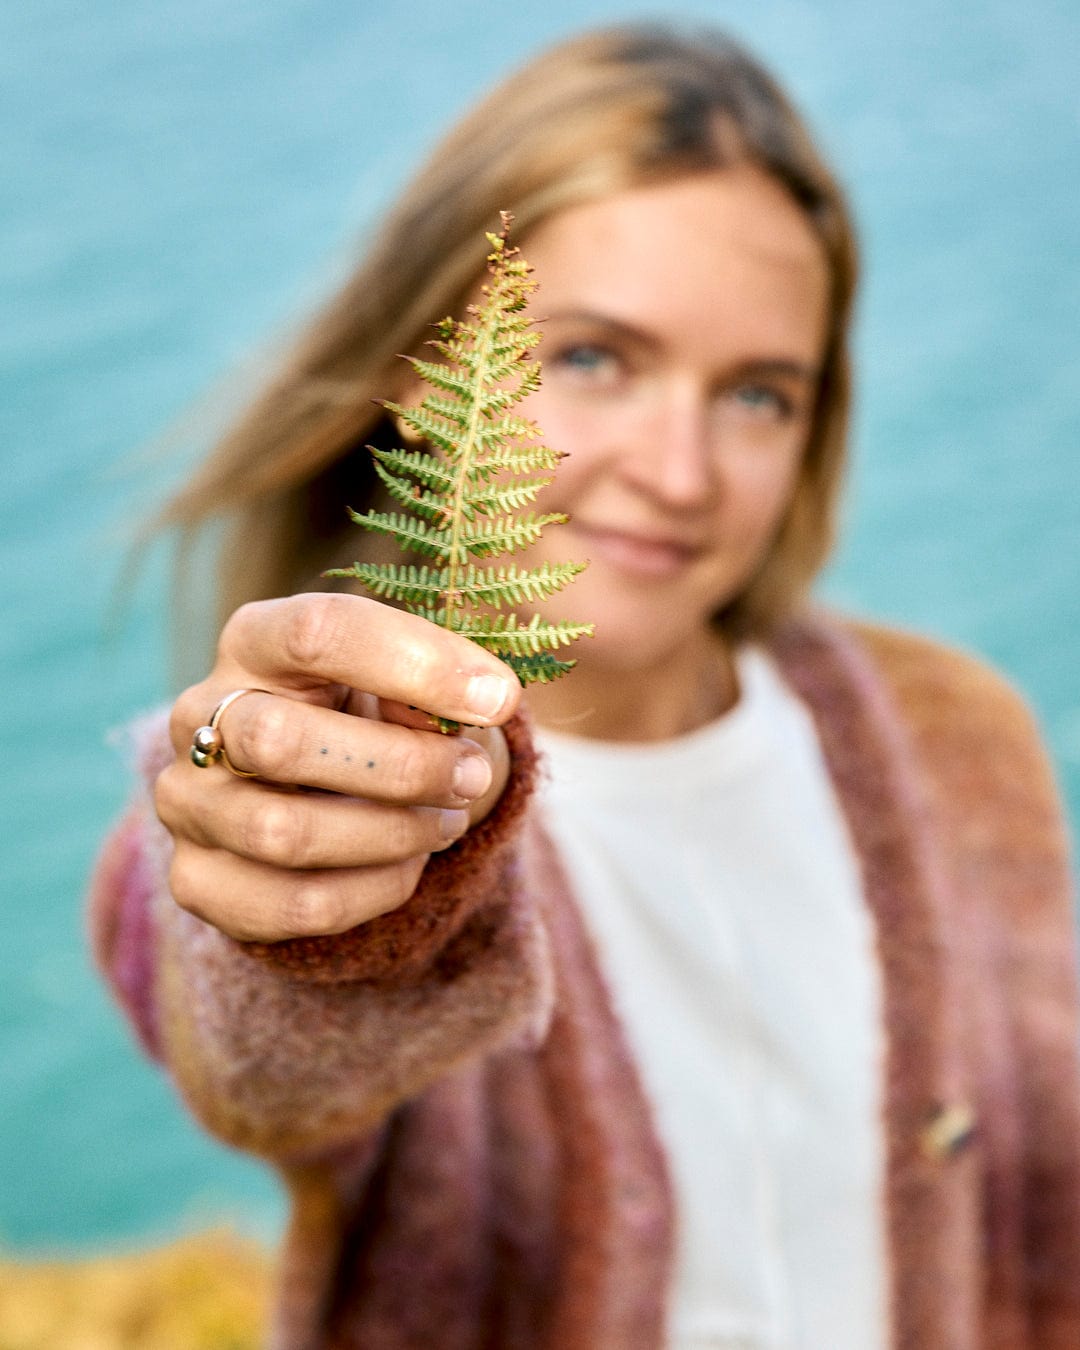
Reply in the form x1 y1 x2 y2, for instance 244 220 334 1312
439 808 469 843
452 754 492 801
464 673 511 721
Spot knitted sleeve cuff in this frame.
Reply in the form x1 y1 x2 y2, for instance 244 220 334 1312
237 711 540 985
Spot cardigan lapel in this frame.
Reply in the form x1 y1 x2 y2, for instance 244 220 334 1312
519 820 677 1350
770 614 983 1349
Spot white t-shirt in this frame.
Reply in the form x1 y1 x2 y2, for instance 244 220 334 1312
535 646 889 1350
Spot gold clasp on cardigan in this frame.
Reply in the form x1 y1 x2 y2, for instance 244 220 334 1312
920 1102 977 1161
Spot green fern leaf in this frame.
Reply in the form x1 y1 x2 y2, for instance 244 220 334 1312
371 460 455 526
504 651 579 683
464 477 553 516
459 513 569 560
406 358 475 400
475 443 565 474
369 446 456 493
326 213 594 725
416 396 473 435
475 415 542 445
347 509 451 559
460 561 586 607
458 612 595 655
380 403 463 454
322 562 444 606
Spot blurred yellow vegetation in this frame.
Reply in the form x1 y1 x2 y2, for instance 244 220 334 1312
0 1228 270 1350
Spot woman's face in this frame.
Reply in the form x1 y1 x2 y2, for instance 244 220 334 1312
507 167 831 670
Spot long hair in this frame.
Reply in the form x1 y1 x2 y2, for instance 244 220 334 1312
156 23 857 647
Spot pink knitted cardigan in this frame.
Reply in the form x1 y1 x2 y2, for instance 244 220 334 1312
87 613 1080 1349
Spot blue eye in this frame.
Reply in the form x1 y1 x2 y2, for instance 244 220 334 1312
555 343 619 377
731 384 793 417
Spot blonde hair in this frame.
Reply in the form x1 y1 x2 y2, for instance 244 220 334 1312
158 23 857 645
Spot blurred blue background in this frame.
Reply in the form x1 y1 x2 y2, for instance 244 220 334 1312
2 0 1078 1253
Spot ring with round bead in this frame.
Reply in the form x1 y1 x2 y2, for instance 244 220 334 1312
189 688 271 778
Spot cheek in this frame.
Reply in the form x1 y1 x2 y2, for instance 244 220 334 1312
521 383 643 467
525 415 612 510
726 447 804 542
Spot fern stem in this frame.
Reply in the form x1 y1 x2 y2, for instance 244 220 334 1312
444 247 505 628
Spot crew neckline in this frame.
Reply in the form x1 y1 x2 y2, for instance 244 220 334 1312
534 646 782 789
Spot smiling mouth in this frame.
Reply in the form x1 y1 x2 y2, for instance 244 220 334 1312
574 524 701 579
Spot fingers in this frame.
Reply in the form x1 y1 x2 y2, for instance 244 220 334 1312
157 592 521 943
167 841 430 943
155 763 470 870
219 593 522 728
170 690 494 803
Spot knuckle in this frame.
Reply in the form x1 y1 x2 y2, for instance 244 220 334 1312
394 639 442 699
357 861 424 922
152 764 182 830
281 875 348 939
221 599 271 654
384 857 429 915
376 808 428 860
398 854 429 900
280 593 345 670
167 847 204 918
393 809 433 857
243 797 312 868
233 698 294 779
386 738 437 800
169 685 207 749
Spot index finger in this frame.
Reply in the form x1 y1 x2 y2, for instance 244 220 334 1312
221 593 522 727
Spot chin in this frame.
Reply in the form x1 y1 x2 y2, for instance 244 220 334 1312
521 555 740 665
579 608 717 674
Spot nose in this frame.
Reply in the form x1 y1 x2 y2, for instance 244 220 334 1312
623 384 716 509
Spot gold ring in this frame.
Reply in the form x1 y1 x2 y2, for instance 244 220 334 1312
189 688 272 778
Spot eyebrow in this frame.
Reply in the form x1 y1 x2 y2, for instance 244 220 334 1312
542 308 822 384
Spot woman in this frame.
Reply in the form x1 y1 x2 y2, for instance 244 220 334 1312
88 23 1080 1349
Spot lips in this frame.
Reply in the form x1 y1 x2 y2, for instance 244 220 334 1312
573 523 701 580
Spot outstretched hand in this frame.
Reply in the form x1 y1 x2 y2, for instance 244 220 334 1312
154 593 521 943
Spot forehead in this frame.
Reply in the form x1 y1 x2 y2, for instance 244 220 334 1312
522 168 830 359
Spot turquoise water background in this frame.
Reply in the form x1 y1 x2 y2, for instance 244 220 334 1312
3 0 1078 1253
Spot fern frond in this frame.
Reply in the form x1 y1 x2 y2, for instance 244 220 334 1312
474 415 543 445
371 460 454 525
504 651 579 683
450 612 594 654
369 446 456 493
325 560 586 612
460 513 568 559
406 358 475 400
327 213 594 718
346 509 450 559
413 393 471 431
459 560 585 607
380 403 462 453
472 443 565 475
478 387 523 416
322 562 447 606
461 477 553 517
